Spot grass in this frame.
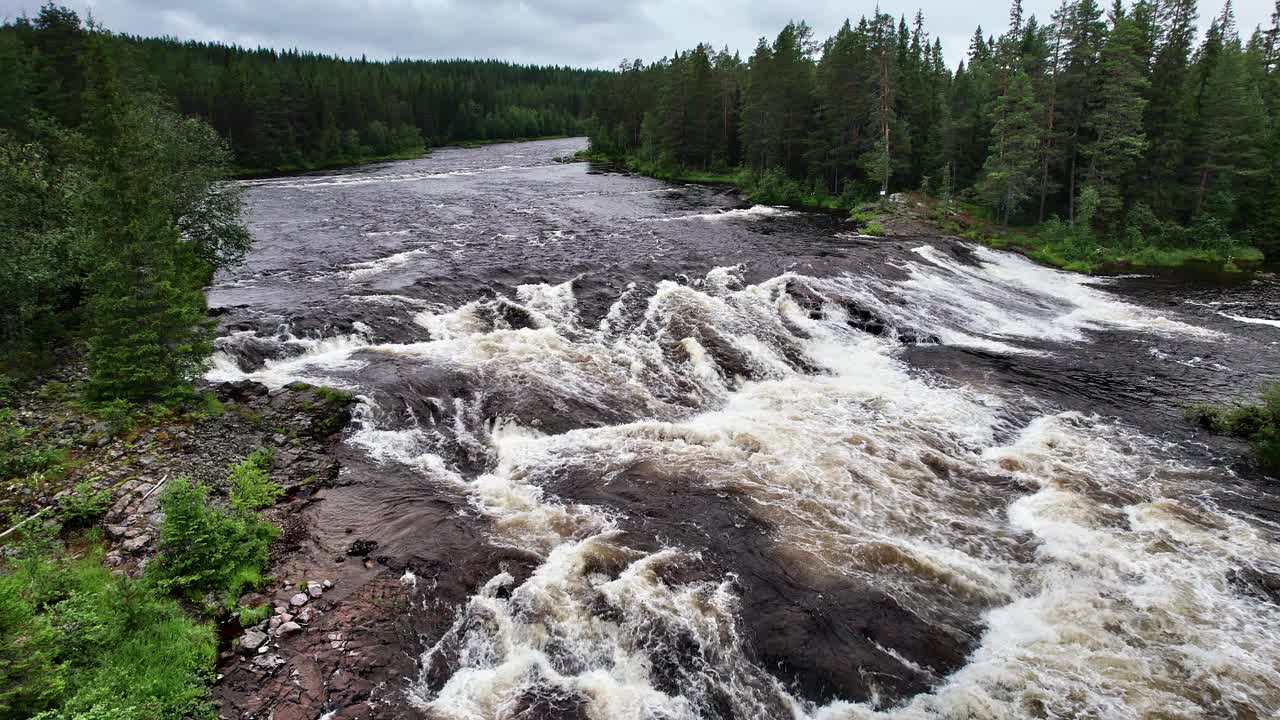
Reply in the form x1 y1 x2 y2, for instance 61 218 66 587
1187 382 1280 471
0 526 217 720
947 206 1266 274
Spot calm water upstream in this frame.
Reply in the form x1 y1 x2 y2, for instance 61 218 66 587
210 138 1280 719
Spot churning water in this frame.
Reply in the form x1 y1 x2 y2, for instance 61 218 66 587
210 138 1280 719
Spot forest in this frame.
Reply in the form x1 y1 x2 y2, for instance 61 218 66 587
586 0 1280 270
117 38 603 171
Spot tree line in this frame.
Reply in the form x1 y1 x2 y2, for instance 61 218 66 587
0 4 604 403
115 37 604 171
587 0 1280 260
1 5 250 404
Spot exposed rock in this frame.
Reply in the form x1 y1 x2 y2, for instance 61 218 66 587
240 630 268 653
290 592 309 607
347 539 378 556
277 621 303 636
121 535 152 553
307 581 324 598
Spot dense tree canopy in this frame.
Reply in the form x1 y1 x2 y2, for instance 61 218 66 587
587 0 1280 257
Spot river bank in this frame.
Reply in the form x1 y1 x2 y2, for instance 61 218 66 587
575 152 1270 275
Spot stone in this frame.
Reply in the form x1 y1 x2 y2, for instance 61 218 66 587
289 592 309 607
240 630 268 653
121 535 152 553
251 653 284 670
277 621 302 635
105 525 129 539
322 579 334 589
307 581 323 598
296 607 315 624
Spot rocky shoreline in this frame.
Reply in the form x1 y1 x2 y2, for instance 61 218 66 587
1 363 444 718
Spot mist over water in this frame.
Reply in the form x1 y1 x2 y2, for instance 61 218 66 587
210 138 1280 719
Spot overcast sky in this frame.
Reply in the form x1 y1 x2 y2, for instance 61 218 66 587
1 0 1275 70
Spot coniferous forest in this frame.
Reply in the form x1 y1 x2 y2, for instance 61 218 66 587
586 0 1280 270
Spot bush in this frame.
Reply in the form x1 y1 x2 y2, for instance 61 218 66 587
57 481 110 529
228 448 282 513
147 478 277 606
0 409 69 483
0 528 216 720
91 398 137 437
1188 383 1280 470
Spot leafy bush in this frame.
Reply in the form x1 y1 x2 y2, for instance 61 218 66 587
236 603 270 626
0 527 216 720
91 398 137 437
863 220 886 237
0 409 69 483
228 448 282 513
147 478 277 606
1188 383 1280 470
57 481 110 529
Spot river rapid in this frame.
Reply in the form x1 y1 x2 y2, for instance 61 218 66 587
210 138 1280 720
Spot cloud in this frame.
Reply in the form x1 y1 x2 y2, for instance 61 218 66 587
1 0 1274 70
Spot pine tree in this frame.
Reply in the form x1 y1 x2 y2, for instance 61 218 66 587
977 71 1044 225
1083 4 1150 221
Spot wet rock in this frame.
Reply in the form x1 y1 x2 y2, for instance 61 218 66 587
251 653 285 670
277 621 303 636
240 630 268 653
307 581 324 598
290 592 309 607
347 539 378 556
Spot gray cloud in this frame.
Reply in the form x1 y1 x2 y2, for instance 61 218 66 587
1 0 1274 70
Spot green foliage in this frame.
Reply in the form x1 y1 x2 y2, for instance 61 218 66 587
87 399 137 440
228 448 282 513
584 1 1274 269
196 391 224 418
236 603 271 627
863 220 887 237
147 478 277 606
0 408 69 484
0 10 251 401
1187 383 1280 470
0 531 216 720
56 481 110 529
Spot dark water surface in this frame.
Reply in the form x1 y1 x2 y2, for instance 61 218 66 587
211 138 1280 719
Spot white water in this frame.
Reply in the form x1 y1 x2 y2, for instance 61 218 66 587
209 243 1280 719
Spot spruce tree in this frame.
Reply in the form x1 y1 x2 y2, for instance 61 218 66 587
977 71 1044 225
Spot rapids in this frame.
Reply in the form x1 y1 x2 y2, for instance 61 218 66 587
210 138 1280 719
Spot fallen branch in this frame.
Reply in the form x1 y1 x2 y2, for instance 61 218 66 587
0 506 52 541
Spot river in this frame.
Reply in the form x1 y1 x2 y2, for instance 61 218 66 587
209 137 1280 719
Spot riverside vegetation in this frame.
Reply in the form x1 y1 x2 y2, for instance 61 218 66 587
584 0 1280 272
2 2 1279 717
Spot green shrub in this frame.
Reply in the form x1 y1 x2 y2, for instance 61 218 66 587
228 448 282 513
0 375 15 407
0 531 216 720
1188 383 1280 470
147 478 277 606
863 220 886 237
57 481 110 529
196 391 224 418
92 398 137 437
236 603 270 626
0 409 69 484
